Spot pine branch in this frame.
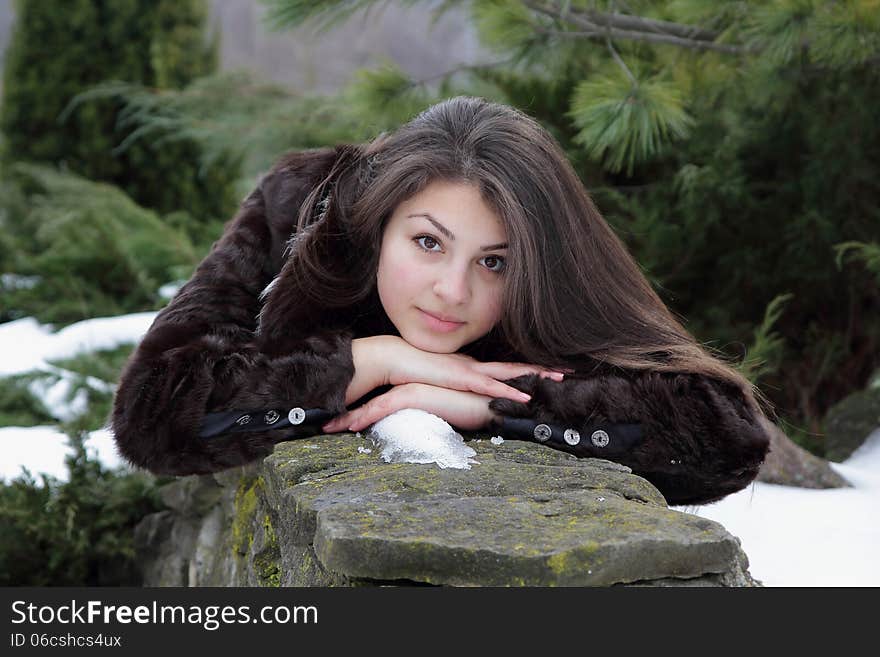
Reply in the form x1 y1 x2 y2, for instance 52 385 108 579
606 38 636 85
406 56 520 87
589 2 718 41
522 0 746 54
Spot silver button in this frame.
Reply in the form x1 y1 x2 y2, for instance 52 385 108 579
533 423 552 442
591 429 610 448
264 410 280 425
564 428 581 445
288 407 306 425
235 414 251 426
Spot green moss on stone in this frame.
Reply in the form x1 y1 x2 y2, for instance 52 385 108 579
231 476 264 556
257 513 281 585
547 542 601 578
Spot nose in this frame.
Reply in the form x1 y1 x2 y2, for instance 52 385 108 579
432 262 471 305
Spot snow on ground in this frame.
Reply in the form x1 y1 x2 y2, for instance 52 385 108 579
1 425 127 482
1 312 878 586
0 313 158 377
683 427 880 587
0 313 154 481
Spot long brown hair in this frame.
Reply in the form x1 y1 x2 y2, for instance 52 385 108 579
281 96 772 417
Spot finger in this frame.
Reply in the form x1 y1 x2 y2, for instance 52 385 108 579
346 407 386 433
345 390 406 433
485 380 534 403
322 413 350 433
451 371 534 403
473 361 566 382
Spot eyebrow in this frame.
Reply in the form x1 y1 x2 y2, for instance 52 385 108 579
407 213 508 251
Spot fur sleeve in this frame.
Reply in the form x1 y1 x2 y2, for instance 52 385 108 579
110 149 353 476
488 370 771 506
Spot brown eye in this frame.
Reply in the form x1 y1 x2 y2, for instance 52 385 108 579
415 235 441 251
481 255 506 273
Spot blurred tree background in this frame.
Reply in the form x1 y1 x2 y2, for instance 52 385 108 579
0 0 220 585
1 0 879 584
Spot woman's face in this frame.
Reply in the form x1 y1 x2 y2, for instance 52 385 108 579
376 179 508 353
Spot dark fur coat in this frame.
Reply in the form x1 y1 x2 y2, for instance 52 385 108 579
111 146 770 506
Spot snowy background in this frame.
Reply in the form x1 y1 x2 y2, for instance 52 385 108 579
2 311 878 587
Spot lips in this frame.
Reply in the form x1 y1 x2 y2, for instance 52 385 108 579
420 309 464 324
418 308 466 333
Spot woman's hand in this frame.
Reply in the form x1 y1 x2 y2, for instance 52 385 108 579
365 335 569 405
322 383 500 433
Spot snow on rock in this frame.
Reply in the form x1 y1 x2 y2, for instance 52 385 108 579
369 408 478 469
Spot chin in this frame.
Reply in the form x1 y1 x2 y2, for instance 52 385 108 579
402 331 462 354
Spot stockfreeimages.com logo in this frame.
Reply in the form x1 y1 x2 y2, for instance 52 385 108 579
11 599 317 632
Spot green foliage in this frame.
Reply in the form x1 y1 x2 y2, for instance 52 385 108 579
344 64 439 130
738 293 793 385
263 0 432 32
1 344 135 432
0 374 55 427
0 435 165 586
0 0 238 221
0 342 150 586
569 72 694 174
742 0 816 67
611 71 880 450
471 0 541 55
0 164 200 326
835 241 880 284
72 73 384 186
811 1 880 69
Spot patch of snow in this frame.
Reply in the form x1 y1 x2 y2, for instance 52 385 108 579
1 274 40 290
0 313 157 377
26 377 90 422
0 425 129 483
680 427 880 586
369 408 478 470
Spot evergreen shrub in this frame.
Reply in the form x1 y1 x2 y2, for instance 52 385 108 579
0 0 239 222
0 435 165 586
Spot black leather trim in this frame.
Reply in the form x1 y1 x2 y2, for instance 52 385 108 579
494 416 644 458
200 407 336 439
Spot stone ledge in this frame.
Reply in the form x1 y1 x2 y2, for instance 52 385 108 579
135 433 760 587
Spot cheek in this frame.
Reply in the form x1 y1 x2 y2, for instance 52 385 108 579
475 283 504 329
377 246 421 308
380 259 417 298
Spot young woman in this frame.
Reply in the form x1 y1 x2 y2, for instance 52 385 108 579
111 96 772 506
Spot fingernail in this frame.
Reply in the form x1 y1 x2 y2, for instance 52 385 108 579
518 392 532 402
550 372 565 380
